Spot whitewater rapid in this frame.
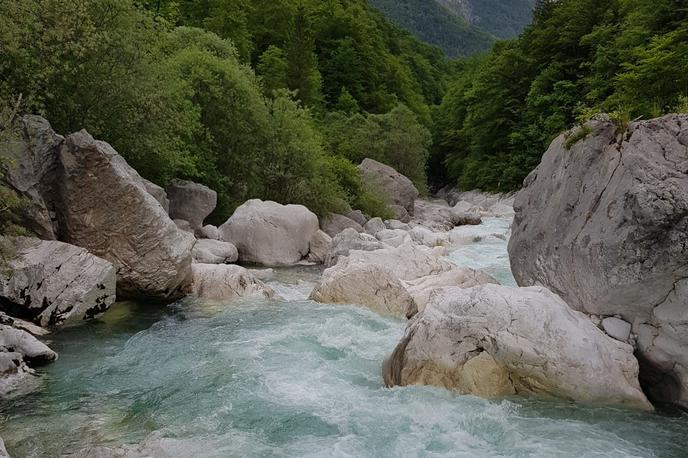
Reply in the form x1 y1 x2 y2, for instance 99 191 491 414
1 218 687 457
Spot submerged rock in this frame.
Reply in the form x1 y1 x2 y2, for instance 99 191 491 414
358 159 418 215
1 237 116 326
310 259 418 319
56 130 194 299
219 200 318 266
508 114 688 407
187 264 275 301
167 179 217 232
384 285 652 410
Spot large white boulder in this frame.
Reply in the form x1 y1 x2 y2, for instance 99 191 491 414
344 242 453 281
1 238 116 326
404 267 498 312
358 158 419 214
309 259 418 319
384 285 652 410
56 130 194 299
187 264 275 301
219 200 319 266
166 179 217 231
508 115 688 407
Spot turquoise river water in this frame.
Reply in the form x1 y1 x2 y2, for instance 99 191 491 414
1 218 687 457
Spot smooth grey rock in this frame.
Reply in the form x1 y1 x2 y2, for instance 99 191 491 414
327 228 385 266
174 219 194 234
385 219 410 231
384 285 652 410
307 230 332 264
200 224 220 240
0 437 8 458
344 242 453 281
310 259 418 319
192 239 238 264
358 158 419 214
188 264 275 300
56 130 194 299
412 200 453 231
346 210 367 226
404 267 499 312
508 114 688 407
167 179 217 231
0 324 57 365
0 116 63 239
0 311 48 336
389 205 411 223
375 229 411 248
408 226 449 247
602 317 632 342
142 178 169 213
363 217 386 236
219 199 318 266
321 214 364 237
1 238 116 326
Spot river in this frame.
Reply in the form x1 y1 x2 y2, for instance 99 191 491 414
1 218 687 457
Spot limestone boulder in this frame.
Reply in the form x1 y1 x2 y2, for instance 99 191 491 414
187 264 275 301
321 214 364 237
306 230 332 264
450 210 482 226
142 178 169 213
219 200 319 266
56 130 194 299
327 228 385 266
0 324 56 366
344 242 453 281
404 267 498 312
364 217 386 236
346 210 367 226
358 159 419 214
0 115 63 239
508 114 688 407
200 225 220 240
408 226 449 247
167 180 217 231
390 205 411 223
309 259 417 319
0 238 116 326
192 239 238 264
384 285 652 410
375 229 411 248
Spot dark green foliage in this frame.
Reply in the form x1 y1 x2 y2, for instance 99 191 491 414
453 0 536 39
431 0 688 192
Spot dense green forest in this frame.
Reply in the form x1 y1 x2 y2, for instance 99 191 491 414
369 0 494 57
1 0 687 232
0 0 450 223
430 0 688 191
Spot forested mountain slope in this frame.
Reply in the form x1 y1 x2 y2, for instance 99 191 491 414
437 0 536 39
369 0 494 57
430 0 688 191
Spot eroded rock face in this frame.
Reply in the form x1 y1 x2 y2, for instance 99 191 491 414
167 180 217 231
56 131 194 299
192 239 238 265
358 159 419 214
384 285 652 410
188 264 275 301
1 116 63 239
1 238 116 326
309 259 418 319
508 114 688 407
219 200 319 266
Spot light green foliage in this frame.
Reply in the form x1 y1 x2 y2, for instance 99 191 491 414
564 125 593 150
431 0 688 192
257 46 289 96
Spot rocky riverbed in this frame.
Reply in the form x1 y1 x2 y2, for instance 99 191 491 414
1 218 687 457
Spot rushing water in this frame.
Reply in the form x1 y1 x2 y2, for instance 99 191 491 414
1 219 687 457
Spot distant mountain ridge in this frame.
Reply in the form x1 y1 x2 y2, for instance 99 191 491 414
369 0 535 57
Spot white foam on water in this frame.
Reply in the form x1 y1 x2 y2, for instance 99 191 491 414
1 218 687 457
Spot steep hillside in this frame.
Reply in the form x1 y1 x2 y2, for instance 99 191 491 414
369 0 494 57
437 0 535 39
